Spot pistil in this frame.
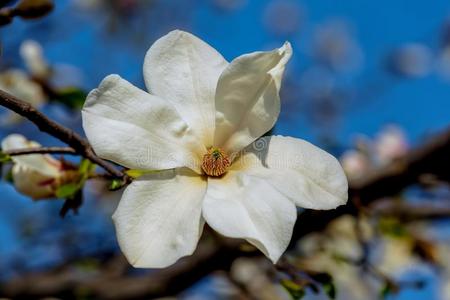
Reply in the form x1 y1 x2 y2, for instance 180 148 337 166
201 147 231 177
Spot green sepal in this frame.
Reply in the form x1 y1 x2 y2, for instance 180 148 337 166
0 150 11 163
125 169 159 179
109 178 125 191
55 183 80 199
281 279 306 300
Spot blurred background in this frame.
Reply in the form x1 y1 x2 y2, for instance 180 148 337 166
0 0 449 299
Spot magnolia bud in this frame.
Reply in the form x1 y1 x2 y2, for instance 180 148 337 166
1 134 66 200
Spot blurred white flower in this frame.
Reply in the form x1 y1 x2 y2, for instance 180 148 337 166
231 258 287 300
426 242 450 300
0 70 47 125
340 150 370 180
297 216 378 300
313 20 364 74
82 30 348 268
341 125 409 179
20 40 84 88
20 40 51 79
1 134 66 200
436 46 450 81
376 237 417 276
389 43 433 78
374 125 409 165
263 0 304 36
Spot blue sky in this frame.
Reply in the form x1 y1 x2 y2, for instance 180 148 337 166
0 0 449 298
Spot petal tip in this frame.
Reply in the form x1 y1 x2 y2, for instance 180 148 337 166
84 74 122 109
279 41 293 60
99 74 121 90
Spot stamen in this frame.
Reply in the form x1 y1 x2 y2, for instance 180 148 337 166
202 147 231 177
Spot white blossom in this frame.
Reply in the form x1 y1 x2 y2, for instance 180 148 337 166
1 134 65 200
340 149 370 180
374 125 409 165
82 30 348 268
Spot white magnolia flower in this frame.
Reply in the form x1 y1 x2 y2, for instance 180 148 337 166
1 134 66 200
82 30 348 268
296 216 379 300
374 125 408 165
0 70 47 125
340 149 370 180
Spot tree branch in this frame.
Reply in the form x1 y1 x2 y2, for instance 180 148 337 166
0 89 127 180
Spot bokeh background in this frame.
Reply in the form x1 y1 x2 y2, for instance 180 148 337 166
0 0 449 299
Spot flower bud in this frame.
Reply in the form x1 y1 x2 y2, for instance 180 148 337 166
1 134 72 200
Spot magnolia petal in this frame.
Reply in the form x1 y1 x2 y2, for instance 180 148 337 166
82 75 205 172
203 170 297 263
112 168 207 268
233 136 348 210
143 30 228 146
214 42 292 154
1 134 61 177
12 164 55 200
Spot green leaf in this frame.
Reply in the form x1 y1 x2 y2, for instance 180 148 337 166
379 217 407 237
125 169 159 179
52 87 87 109
109 179 124 191
79 159 95 177
55 183 80 199
281 279 306 300
380 284 392 299
323 282 336 299
74 258 100 271
0 151 11 163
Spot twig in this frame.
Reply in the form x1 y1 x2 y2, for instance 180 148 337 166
0 89 127 180
4 147 77 156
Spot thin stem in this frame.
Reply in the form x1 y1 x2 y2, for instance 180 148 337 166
4 147 77 156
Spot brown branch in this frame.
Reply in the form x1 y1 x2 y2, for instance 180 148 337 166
351 126 450 202
1 127 449 299
369 200 450 222
0 89 127 180
4 146 77 156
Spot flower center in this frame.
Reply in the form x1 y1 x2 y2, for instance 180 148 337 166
201 147 231 177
